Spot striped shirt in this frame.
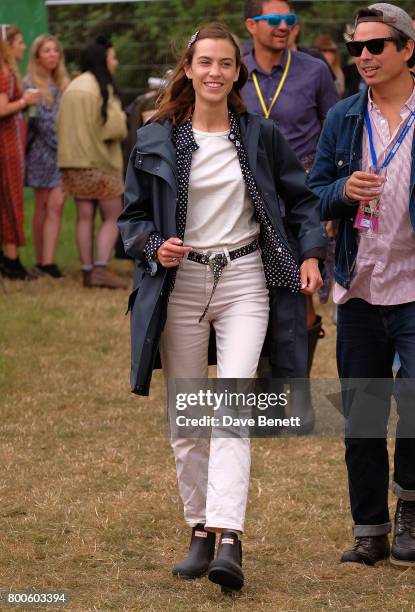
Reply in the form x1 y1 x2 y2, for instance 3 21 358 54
334 84 415 305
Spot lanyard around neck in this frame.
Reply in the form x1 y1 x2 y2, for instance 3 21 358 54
365 106 415 170
252 50 291 119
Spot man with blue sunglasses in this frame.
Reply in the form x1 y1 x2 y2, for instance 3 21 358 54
242 0 337 430
243 0 338 166
253 12 298 28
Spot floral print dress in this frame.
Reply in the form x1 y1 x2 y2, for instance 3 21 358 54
25 82 61 189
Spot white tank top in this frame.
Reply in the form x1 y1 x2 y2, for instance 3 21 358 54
184 128 260 251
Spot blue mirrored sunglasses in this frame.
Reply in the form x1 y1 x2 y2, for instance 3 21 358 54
253 13 297 27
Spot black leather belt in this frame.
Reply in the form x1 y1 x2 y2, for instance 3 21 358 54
186 239 259 322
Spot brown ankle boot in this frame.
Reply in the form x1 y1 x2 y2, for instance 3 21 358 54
89 266 128 289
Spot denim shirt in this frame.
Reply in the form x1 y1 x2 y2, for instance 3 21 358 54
309 86 415 289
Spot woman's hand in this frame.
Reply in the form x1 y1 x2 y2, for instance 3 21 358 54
23 88 41 107
300 258 323 295
156 237 192 268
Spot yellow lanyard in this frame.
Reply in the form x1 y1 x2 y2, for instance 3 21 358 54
252 50 291 119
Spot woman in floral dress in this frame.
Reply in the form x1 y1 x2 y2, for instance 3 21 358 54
25 34 69 278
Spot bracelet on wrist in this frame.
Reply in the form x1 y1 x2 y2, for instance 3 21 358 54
19 98 27 110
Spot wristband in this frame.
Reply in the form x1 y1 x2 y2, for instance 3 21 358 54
19 98 27 110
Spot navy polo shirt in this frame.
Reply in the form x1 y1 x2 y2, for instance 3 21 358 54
242 48 338 163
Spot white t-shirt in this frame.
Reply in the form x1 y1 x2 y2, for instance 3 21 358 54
184 128 260 251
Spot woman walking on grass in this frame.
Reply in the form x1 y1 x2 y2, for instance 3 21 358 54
0 25 39 280
25 34 69 279
118 24 323 594
57 36 127 289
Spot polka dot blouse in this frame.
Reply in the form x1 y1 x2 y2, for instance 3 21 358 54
143 111 301 296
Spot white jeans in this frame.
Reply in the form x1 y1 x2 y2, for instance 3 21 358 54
160 249 269 532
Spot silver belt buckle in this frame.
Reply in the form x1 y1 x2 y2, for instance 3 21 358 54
207 252 217 272
208 252 227 273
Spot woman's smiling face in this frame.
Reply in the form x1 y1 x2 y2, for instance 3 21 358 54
185 38 240 108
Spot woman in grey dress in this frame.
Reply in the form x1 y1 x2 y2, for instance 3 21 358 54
25 34 69 278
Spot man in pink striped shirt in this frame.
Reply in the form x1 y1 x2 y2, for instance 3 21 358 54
309 3 415 569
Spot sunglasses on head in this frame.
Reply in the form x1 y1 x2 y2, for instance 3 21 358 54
346 37 394 57
253 13 298 27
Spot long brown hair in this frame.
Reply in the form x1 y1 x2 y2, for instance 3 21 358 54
0 39 13 71
152 24 248 126
0 24 19 79
5 24 20 46
27 34 69 107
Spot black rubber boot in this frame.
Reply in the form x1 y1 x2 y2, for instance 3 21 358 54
288 380 315 435
208 531 244 594
172 524 216 579
307 315 325 374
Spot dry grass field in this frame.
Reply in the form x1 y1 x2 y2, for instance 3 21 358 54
1 210 414 610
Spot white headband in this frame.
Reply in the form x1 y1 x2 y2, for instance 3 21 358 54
1 24 9 42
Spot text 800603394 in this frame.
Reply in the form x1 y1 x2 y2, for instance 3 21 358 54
0 592 69 607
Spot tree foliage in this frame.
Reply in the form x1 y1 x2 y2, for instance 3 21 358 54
48 0 415 103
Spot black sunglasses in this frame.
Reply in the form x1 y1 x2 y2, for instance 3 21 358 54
346 37 394 57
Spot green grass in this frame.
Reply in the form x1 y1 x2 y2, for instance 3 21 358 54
1 195 415 611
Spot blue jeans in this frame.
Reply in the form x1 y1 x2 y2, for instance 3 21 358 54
337 298 415 536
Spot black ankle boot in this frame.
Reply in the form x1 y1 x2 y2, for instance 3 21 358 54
38 263 64 278
172 524 216 579
208 531 244 594
341 534 390 565
2 256 34 281
391 499 415 566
